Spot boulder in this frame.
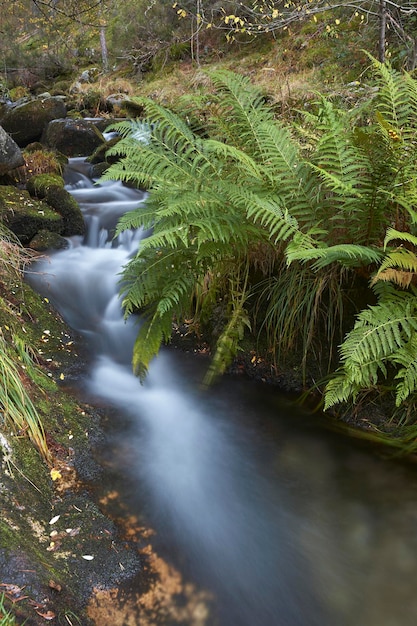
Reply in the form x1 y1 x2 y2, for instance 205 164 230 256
26 173 65 198
29 229 69 251
0 125 24 174
42 118 105 157
45 186 85 237
0 186 63 244
0 97 67 147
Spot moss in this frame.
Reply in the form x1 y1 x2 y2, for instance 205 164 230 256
29 229 69 251
45 186 85 236
0 186 63 244
26 173 65 199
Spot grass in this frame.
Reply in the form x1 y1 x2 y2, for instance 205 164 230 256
0 594 17 626
0 225 50 462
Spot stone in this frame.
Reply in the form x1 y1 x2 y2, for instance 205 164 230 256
42 118 105 157
45 186 85 237
0 97 67 147
29 229 70 251
0 125 24 174
0 186 63 244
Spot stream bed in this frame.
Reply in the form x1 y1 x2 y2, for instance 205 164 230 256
27 158 417 626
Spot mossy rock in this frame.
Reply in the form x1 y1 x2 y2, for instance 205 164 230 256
90 161 109 178
0 97 67 147
27 173 65 199
0 186 63 244
42 118 105 157
45 186 85 237
29 229 69 251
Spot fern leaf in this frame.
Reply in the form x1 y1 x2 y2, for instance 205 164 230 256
132 311 173 380
203 298 251 386
384 228 417 249
394 336 417 405
325 292 417 408
286 242 382 270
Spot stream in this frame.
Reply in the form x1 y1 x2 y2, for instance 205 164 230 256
27 158 417 626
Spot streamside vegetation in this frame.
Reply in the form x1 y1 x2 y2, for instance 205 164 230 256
0 224 50 461
104 55 417 425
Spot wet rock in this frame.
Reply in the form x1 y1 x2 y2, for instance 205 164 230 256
0 125 24 174
45 186 85 237
29 229 69 251
0 97 67 147
0 186 63 244
43 118 105 157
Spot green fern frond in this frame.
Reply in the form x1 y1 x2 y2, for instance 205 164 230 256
206 70 274 155
203 264 251 385
393 336 417 406
286 241 382 270
384 228 417 249
226 187 299 243
325 291 417 408
366 54 417 131
132 311 173 380
376 248 417 274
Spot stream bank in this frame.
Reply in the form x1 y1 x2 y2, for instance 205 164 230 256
0 275 146 625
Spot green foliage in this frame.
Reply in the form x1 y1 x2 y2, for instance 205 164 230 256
325 286 417 409
106 56 417 411
0 224 50 461
0 333 50 461
0 593 17 626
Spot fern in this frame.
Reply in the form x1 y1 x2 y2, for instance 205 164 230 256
104 58 417 397
325 289 417 409
286 241 382 270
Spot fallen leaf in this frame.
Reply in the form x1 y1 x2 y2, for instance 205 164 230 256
59 373 65 380
49 515 60 525
81 555 94 560
49 580 62 592
50 469 62 481
0 583 23 596
35 609 56 620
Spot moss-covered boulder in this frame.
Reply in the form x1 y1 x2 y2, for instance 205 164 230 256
26 173 65 199
0 186 63 244
0 97 67 147
45 186 85 237
29 229 69 251
42 118 105 157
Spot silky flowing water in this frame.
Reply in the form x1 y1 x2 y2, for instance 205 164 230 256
28 158 417 626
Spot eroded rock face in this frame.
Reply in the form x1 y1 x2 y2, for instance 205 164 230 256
42 118 105 157
0 125 25 174
0 97 67 147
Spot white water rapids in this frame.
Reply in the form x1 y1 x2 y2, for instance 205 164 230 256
26 158 417 626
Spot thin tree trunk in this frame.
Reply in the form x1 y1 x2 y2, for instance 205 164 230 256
379 0 387 62
100 26 109 72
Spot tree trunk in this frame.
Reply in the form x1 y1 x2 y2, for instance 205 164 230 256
100 26 109 72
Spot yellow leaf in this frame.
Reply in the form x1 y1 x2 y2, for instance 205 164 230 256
50 469 62 481
59 373 65 380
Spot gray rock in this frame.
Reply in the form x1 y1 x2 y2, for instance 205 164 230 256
0 97 67 147
42 118 105 157
0 125 24 174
